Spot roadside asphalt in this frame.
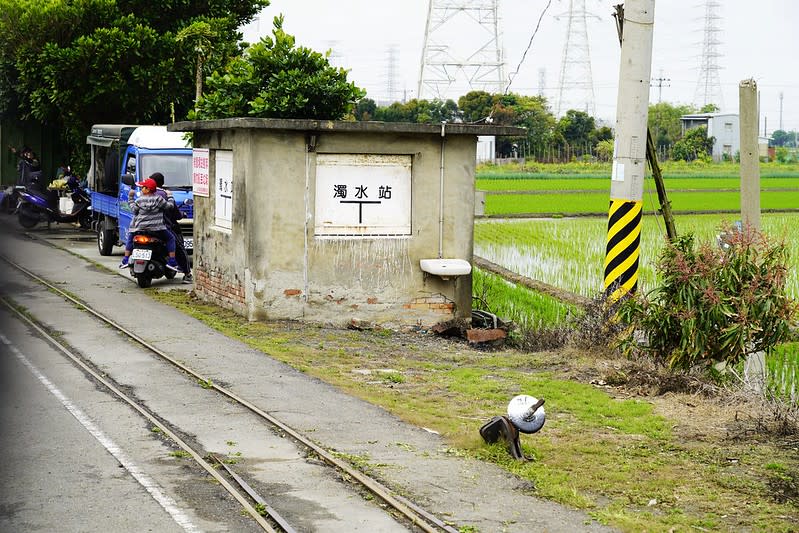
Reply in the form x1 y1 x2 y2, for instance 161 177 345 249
3 214 615 533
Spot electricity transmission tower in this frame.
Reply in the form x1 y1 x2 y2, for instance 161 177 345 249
555 0 597 117
418 0 505 100
694 0 724 109
384 44 400 104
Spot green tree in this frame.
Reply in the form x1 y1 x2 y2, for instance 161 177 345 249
556 109 595 147
176 20 219 109
648 102 695 149
371 98 460 124
771 129 790 147
354 98 377 121
458 90 495 123
0 0 266 160
193 16 364 120
672 125 714 161
509 94 556 156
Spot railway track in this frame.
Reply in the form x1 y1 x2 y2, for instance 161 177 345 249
0 253 459 533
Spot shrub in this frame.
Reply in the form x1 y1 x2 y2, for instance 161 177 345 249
191 16 364 121
617 226 798 373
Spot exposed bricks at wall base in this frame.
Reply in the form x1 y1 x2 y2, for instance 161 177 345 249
402 296 455 314
195 267 245 309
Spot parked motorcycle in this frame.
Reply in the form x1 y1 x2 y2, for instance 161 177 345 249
125 232 178 288
17 172 92 229
1 185 25 214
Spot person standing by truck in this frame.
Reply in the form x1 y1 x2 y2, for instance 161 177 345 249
119 176 181 271
150 171 192 283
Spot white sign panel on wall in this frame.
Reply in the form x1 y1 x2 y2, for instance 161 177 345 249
192 148 210 197
215 150 233 230
314 154 412 236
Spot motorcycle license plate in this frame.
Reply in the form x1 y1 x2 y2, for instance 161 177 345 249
131 249 152 260
183 237 193 250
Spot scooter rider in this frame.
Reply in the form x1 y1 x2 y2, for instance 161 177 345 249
119 176 181 271
9 145 42 188
150 171 193 283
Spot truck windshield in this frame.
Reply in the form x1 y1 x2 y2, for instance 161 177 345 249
140 154 192 188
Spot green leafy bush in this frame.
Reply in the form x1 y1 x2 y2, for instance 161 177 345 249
618 226 798 373
191 15 364 120
672 125 715 162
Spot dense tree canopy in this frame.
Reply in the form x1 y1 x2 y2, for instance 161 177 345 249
557 109 595 146
0 0 267 158
371 98 460 124
192 16 364 120
648 102 696 149
671 125 715 161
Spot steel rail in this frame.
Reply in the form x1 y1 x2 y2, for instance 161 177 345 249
0 254 457 533
0 293 278 533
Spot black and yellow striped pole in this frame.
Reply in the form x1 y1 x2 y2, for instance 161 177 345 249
604 0 655 302
604 199 643 301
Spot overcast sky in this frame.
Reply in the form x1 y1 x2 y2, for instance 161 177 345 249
241 1 799 134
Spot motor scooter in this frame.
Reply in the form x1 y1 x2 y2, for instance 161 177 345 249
126 232 177 288
16 172 92 229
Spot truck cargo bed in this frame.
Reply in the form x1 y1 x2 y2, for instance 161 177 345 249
90 191 119 217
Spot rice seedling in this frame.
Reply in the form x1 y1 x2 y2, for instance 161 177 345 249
767 343 799 404
472 268 576 328
476 176 799 192
483 190 799 216
474 213 799 300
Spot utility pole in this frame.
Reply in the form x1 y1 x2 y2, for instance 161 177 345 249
739 79 760 230
651 70 670 103
604 0 656 302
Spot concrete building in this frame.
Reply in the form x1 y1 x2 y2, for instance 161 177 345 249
680 112 740 162
169 118 523 328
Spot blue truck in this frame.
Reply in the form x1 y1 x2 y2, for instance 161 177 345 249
86 125 194 257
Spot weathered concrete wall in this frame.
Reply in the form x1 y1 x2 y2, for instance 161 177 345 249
176 119 523 328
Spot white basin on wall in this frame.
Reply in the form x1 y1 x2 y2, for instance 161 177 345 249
419 259 472 279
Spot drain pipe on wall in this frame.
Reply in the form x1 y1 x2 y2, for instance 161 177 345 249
304 134 317 304
438 122 446 259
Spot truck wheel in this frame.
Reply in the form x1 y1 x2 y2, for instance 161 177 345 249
97 218 115 256
136 275 152 288
18 205 39 228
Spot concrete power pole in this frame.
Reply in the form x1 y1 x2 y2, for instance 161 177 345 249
603 0 656 302
739 79 760 231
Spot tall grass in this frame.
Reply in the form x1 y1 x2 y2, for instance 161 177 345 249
472 268 576 329
768 343 799 404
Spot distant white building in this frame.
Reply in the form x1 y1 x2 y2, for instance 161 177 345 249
476 135 495 162
680 113 739 162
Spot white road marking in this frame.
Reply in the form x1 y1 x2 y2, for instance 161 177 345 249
0 333 201 533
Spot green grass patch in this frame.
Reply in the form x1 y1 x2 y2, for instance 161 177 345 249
473 268 576 327
147 289 799 533
477 160 799 177
476 176 799 192
483 190 799 216
768 342 799 403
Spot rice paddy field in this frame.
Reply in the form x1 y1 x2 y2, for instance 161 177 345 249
474 213 799 300
472 166 799 399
